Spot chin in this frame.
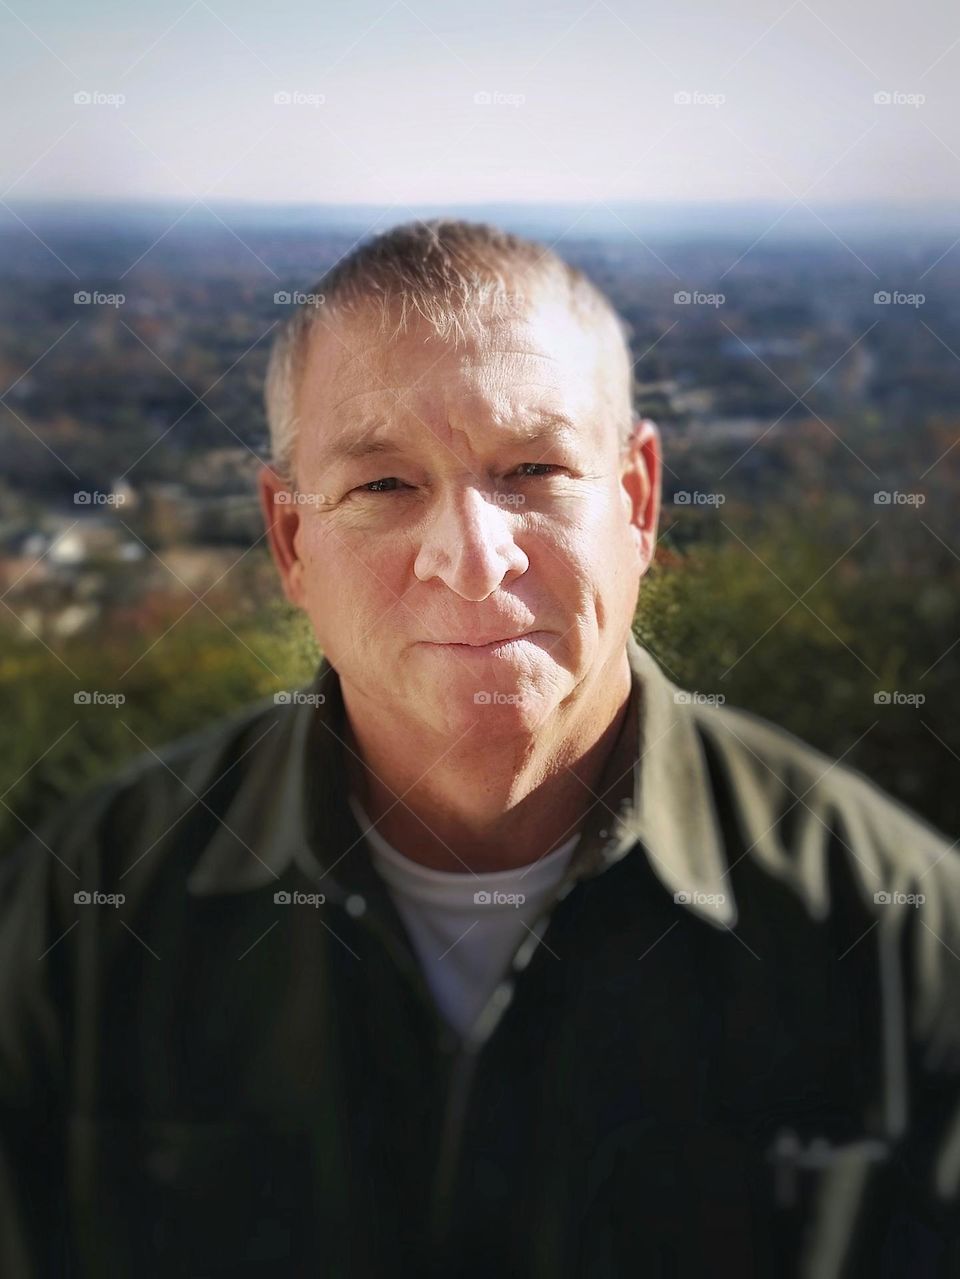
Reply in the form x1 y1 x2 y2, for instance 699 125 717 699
431 682 559 737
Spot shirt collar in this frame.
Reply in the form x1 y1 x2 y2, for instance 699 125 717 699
186 633 737 930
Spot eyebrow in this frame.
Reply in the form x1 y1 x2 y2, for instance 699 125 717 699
319 412 581 467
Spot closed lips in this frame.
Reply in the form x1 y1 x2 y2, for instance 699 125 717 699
436 631 534 646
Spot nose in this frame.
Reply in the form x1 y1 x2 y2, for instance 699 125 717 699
413 483 529 601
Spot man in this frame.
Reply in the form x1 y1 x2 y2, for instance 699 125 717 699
2 219 959 1277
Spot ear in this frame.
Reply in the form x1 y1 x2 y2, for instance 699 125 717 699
257 464 305 608
620 417 661 573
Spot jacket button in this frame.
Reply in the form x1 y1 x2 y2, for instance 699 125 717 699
345 894 366 917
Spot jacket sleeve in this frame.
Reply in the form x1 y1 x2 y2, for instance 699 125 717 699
0 810 76 1277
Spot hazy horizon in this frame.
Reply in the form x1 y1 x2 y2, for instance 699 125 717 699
4 195 957 245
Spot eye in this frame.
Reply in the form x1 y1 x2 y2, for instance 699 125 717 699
510 463 563 478
357 477 410 493
353 465 564 495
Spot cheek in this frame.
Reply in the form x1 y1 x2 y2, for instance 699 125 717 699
535 496 624 575
539 505 636 627
299 525 408 618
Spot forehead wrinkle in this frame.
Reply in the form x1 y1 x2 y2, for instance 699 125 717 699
330 368 566 416
331 385 405 411
457 347 559 361
318 407 582 469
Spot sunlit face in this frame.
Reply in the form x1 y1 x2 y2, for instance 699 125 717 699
259 285 660 739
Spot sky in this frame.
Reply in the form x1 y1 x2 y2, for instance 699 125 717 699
1 0 958 208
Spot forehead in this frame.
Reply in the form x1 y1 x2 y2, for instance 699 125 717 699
294 291 626 458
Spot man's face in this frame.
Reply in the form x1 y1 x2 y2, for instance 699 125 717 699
260 287 660 738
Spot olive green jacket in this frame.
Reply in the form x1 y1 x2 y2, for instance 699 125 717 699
2 633 959 1277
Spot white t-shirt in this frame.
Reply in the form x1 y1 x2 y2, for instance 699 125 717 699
348 793 580 1039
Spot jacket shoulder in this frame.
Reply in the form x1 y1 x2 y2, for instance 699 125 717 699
691 697 960 1071
690 696 956 911
4 693 285 893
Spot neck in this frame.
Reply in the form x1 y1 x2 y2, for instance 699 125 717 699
339 645 633 873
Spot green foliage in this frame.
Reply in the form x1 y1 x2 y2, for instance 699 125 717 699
635 513 959 837
1 601 320 854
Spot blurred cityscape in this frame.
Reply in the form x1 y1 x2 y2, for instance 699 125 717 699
1 204 958 845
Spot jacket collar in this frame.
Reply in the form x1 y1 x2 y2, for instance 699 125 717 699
186 633 737 930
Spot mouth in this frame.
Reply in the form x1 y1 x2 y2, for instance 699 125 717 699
425 631 546 654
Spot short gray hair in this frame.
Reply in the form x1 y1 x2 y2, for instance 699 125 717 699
263 218 636 483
